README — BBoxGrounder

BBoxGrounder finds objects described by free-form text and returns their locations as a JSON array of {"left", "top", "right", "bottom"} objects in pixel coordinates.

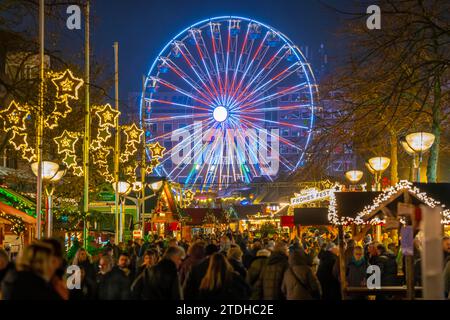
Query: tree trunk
[
  {"left": 390, "top": 130, "right": 398, "bottom": 184},
  {"left": 427, "top": 76, "right": 441, "bottom": 183}
]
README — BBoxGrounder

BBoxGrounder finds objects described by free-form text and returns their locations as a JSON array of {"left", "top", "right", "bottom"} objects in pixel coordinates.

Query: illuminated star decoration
[
  {"left": 50, "top": 69, "right": 84, "bottom": 100},
  {"left": 45, "top": 100, "right": 72, "bottom": 129},
  {"left": 145, "top": 166, "right": 154, "bottom": 175},
  {"left": 150, "top": 157, "right": 160, "bottom": 167},
  {"left": 96, "top": 104, "right": 120, "bottom": 127},
  {"left": 93, "top": 147, "right": 111, "bottom": 165},
  {"left": 21, "top": 147, "right": 37, "bottom": 163},
  {"left": 123, "top": 124, "right": 143, "bottom": 144},
  {"left": 10, "top": 131, "right": 28, "bottom": 150},
  {"left": 148, "top": 142, "right": 166, "bottom": 159},
  {"left": 0, "top": 101, "right": 30, "bottom": 132},
  {"left": 97, "top": 127, "right": 112, "bottom": 142},
  {"left": 54, "top": 130, "right": 79, "bottom": 154},
  {"left": 63, "top": 153, "right": 77, "bottom": 168}
]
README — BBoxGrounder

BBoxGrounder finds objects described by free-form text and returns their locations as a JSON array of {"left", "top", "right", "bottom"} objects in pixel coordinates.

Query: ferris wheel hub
[{"left": 213, "top": 106, "right": 228, "bottom": 122}]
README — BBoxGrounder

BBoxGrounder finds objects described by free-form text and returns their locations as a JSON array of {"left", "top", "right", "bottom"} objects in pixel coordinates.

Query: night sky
[{"left": 85, "top": 0, "right": 356, "bottom": 106}]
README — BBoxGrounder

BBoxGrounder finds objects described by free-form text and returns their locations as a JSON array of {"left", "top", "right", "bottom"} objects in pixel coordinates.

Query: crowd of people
[{"left": 0, "top": 231, "right": 449, "bottom": 300}]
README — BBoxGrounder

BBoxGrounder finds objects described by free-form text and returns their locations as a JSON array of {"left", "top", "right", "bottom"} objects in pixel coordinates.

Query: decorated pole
[
  {"left": 141, "top": 75, "right": 146, "bottom": 235},
  {"left": 36, "top": 0, "right": 45, "bottom": 239},
  {"left": 113, "top": 42, "right": 120, "bottom": 243},
  {"left": 83, "top": 0, "right": 90, "bottom": 248}
]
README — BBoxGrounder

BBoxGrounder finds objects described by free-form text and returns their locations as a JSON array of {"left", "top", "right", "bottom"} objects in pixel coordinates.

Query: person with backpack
[{"left": 282, "top": 250, "right": 321, "bottom": 300}]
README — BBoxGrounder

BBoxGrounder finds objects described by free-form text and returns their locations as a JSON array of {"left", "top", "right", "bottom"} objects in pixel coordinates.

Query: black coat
[
  {"left": 316, "top": 251, "right": 341, "bottom": 300},
  {"left": 96, "top": 266, "right": 131, "bottom": 300},
  {"left": 1, "top": 270, "right": 62, "bottom": 300},
  {"left": 198, "top": 272, "right": 250, "bottom": 300},
  {"left": 374, "top": 253, "right": 398, "bottom": 286},
  {"left": 228, "top": 258, "right": 247, "bottom": 279},
  {"left": 142, "top": 258, "right": 182, "bottom": 300},
  {"left": 184, "top": 257, "right": 210, "bottom": 300}
]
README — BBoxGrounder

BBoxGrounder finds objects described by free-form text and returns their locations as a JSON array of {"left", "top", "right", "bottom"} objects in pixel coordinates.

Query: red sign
[
  {"left": 281, "top": 215, "right": 294, "bottom": 228},
  {"left": 168, "top": 222, "right": 180, "bottom": 231}
]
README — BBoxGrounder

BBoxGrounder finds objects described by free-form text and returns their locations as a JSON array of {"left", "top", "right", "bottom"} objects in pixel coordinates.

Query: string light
[
  {"left": 148, "top": 142, "right": 166, "bottom": 158},
  {"left": 0, "top": 211, "right": 25, "bottom": 235},
  {"left": 50, "top": 69, "right": 84, "bottom": 100},
  {"left": 95, "top": 104, "right": 120, "bottom": 128},
  {"left": 0, "top": 101, "right": 30, "bottom": 132},
  {"left": 54, "top": 130, "right": 79, "bottom": 154}
]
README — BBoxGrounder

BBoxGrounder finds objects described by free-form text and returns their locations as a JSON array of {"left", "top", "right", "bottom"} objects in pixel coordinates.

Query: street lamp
[
  {"left": 401, "top": 132, "right": 435, "bottom": 182},
  {"left": 150, "top": 181, "right": 163, "bottom": 192},
  {"left": 31, "top": 161, "right": 60, "bottom": 238},
  {"left": 112, "top": 181, "right": 131, "bottom": 242},
  {"left": 45, "top": 168, "right": 66, "bottom": 237},
  {"left": 345, "top": 170, "right": 363, "bottom": 184},
  {"left": 366, "top": 157, "right": 390, "bottom": 191}
]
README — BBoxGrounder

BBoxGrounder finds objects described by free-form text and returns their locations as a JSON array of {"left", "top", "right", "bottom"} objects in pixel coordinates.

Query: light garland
[
  {"left": 0, "top": 211, "right": 26, "bottom": 235},
  {"left": 50, "top": 69, "right": 84, "bottom": 100}
]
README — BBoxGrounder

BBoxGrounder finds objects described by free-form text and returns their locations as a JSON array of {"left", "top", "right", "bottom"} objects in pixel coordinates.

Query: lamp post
[
  {"left": 366, "top": 157, "right": 390, "bottom": 191},
  {"left": 401, "top": 132, "right": 435, "bottom": 182},
  {"left": 112, "top": 181, "right": 131, "bottom": 242},
  {"left": 31, "top": 161, "right": 60, "bottom": 238},
  {"left": 345, "top": 170, "right": 363, "bottom": 187}
]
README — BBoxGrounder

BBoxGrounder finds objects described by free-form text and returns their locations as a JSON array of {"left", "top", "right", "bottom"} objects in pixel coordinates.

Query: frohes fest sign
[{"left": 290, "top": 188, "right": 333, "bottom": 206}]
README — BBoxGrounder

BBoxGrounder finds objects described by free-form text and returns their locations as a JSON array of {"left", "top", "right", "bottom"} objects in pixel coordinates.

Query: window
[
  {"left": 163, "top": 123, "right": 172, "bottom": 133},
  {"left": 151, "top": 123, "right": 157, "bottom": 132},
  {"left": 281, "top": 129, "right": 290, "bottom": 137}
]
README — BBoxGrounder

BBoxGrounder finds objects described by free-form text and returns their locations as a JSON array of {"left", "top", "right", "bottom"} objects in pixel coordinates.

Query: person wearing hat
[
  {"left": 316, "top": 242, "right": 341, "bottom": 300},
  {"left": 246, "top": 249, "right": 271, "bottom": 288}
]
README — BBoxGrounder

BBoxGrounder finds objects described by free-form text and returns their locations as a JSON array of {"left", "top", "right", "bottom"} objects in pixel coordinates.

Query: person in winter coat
[
  {"left": 199, "top": 253, "right": 250, "bottom": 300},
  {"left": 282, "top": 250, "right": 321, "bottom": 300},
  {"left": 246, "top": 249, "right": 270, "bottom": 288},
  {"left": 346, "top": 246, "right": 368, "bottom": 287},
  {"left": 0, "top": 248, "right": 14, "bottom": 286},
  {"left": 96, "top": 253, "right": 132, "bottom": 300},
  {"left": 227, "top": 245, "right": 247, "bottom": 279},
  {"left": 375, "top": 244, "right": 398, "bottom": 286},
  {"left": 42, "top": 239, "right": 69, "bottom": 300},
  {"left": 184, "top": 244, "right": 219, "bottom": 300},
  {"left": 72, "top": 248, "right": 96, "bottom": 284},
  {"left": 251, "top": 241, "right": 289, "bottom": 300},
  {"left": 142, "top": 246, "right": 185, "bottom": 300},
  {"left": 130, "top": 249, "right": 159, "bottom": 299},
  {"left": 1, "top": 242, "right": 62, "bottom": 300},
  {"left": 316, "top": 242, "right": 341, "bottom": 300},
  {"left": 179, "top": 240, "right": 206, "bottom": 286}
]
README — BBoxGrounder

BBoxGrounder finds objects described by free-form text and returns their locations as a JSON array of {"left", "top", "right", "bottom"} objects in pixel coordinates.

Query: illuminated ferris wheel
[{"left": 141, "top": 16, "right": 318, "bottom": 191}]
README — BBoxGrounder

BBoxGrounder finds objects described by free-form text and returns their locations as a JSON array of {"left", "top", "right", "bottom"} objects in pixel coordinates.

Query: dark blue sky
[{"left": 86, "top": 0, "right": 354, "bottom": 102}]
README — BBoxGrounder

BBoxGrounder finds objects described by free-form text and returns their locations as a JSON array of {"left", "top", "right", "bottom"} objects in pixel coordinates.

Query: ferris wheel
[{"left": 141, "top": 16, "right": 318, "bottom": 191}]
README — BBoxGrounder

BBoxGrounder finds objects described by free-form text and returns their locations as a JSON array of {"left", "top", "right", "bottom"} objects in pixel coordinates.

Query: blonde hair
[
  {"left": 227, "top": 246, "right": 243, "bottom": 261},
  {"left": 200, "top": 253, "right": 234, "bottom": 292},
  {"left": 16, "top": 242, "right": 53, "bottom": 280}
]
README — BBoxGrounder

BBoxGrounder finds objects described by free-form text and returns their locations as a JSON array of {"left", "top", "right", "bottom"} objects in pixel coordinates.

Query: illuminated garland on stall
[
  {"left": 354, "top": 180, "right": 450, "bottom": 225},
  {"left": 0, "top": 211, "right": 25, "bottom": 235}
]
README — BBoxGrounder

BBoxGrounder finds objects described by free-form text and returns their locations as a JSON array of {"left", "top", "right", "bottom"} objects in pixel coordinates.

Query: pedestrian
[
  {"left": 227, "top": 245, "right": 247, "bottom": 279},
  {"left": 42, "top": 239, "right": 69, "bottom": 300},
  {"left": 179, "top": 240, "right": 206, "bottom": 286},
  {"left": 72, "top": 248, "right": 96, "bottom": 284},
  {"left": 199, "top": 253, "right": 250, "bottom": 300},
  {"left": 316, "top": 242, "right": 341, "bottom": 300},
  {"left": 246, "top": 249, "right": 270, "bottom": 288},
  {"left": 0, "top": 248, "right": 14, "bottom": 285},
  {"left": 1, "top": 242, "right": 62, "bottom": 300},
  {"left": 346, "top": 246, "right": 368, "bottom": 287},
  {"left": 130, "top": 249, "right": 159, "bottom": 299},
  {"left": 281, "top": 250, "right": 321, "bottom": 300},
  {"left": 251, "top": 241, "right": 289, "bottom": 300},
  {"left": 184, "top": 243, "right": 219, "bottom": 300},
  {"left": 142, "top": 246, "right": 185, "bottom": 300},
  {"left": 96, "top": 253, "right": 131, "bottom": 300},
  {"left": 443, "top": 236, "right": 450, "bottom": 263}
]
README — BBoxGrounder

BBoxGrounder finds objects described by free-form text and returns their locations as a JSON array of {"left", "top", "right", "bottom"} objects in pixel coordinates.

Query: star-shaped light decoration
[
  {"left": 145, "top": 166, "right": 154, "bottom": 175},
  {"left": 97, "top": 127, "right": 111, "bottom": 142},
  {"left": 51, "top": 69, "right": 84, "bottom": 100},
  {"left": 147, "top": 142, "right": 166, "bottom": 158},
  {"left": 120, "top": 154, "right": 130, "bottom": 163},
  {"left": 21, "top": 147, "right": 36, "bottom": 163},
  {"left": 96, "top": 104, "right": 120, "bottom": 127},
  {"left": 93, "top": 148, "right": 111, "bottom": 165},
  {"left": 124, "top": 165, "right": 136, "bottom": 177},
  {"left": 54, "top": 130, "right": 79, "bottom": 154},
  {"left": 51, "top": 99, "right": 72, "bottom": 118},
  {"left": 72, "top": 166, "right": 83, "bottom": 176},
  {"left": 63, "top": 153, "right": 77, "bottom": 168},
  {"left": 45, "top": 114, "right": 60, "bottom": 129},
  {"left": 184, "top": 189, "right": 195, "bottom": 202},
  {"left": 123, "top": 124, "right": 143, "bottom": 144},
  {"left": 10, "top": 131, "right": 28, "bottom": 150},
  {"left": 0, "top": 101, "right": 30, "bottom": 132},
  {"left": 150, "top": 157, "right": 160, "bottom": 167},
  {"left": 90, "top": 139, "right": 102, "bottom": 150}
]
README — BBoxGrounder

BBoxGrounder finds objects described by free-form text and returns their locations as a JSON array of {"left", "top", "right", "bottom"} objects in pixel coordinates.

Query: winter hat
[
  {"left": 256, "top": 249, "right": 271, "bottom": 257},
  {"left": 325, "top": 242, "right": 337, "bottom": 251}
]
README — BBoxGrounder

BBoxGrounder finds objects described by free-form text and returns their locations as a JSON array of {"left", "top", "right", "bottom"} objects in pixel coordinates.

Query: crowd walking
[{"left": 0, "top": 232, "right": 449, "bottom": 300}]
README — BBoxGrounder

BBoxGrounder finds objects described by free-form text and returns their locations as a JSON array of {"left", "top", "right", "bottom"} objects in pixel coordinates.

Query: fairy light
[{"left": 0, "top": 211, "right": 26, "bottom": 235}]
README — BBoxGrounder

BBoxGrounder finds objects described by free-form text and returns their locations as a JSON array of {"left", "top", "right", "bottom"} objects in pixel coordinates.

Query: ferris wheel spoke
[
  {"left": 234, "top": 117, "right": 295, "bottom": 172},
  {"left": 164, "top": 58, "right": 217, "bottom": 105},
  {"left": 244, "top": 104, "right": 312, "bottom": 113},
  {"left": 228, "top": 31, "right": 270, "bottom": 105},
  {"left": 153, "top": 78, "right": 213, "bottom": 107},
  {"left": 240, "top": 114, "right": 309, "bottom": 130},
  {"left": 230, "top": 45, "right": 289, "bottom": 108},
  {"left": 238, "top": 65, "right": 306, "bottom": 111},
  {"left": 146, "top": 97, "right": 211, "bottom": 112},
  {"left": 178, "top": 44, "right": 221, "bottom": 104},
  {"left": 227, "top": 23, "right": 251, "bottom": 106},
  {"left": 209, "top": 23, "right": 225, "bottom": 102}
]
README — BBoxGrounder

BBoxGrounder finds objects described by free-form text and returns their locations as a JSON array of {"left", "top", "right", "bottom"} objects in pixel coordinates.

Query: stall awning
[
  {"left": 0, "top": 201, "right": 36, "bottom": 224},
  {"left": 294, "top": 208, "right": 330, "bottom": 226},
  {"left": 232, "top": 204, "right": 265, "bottom": 220},
  {"left": 334, "top": 191, "right": 382, "bottom": 219},
  {"left": 184, "top": 208, "right": 226, "bottom": 225}
]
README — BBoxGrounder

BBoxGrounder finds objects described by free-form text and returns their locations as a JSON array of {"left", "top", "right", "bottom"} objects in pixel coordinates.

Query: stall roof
[
  {"left": 0, "top": 201, "right": 36, "bottom": 224},
  {"left": 334, "top": 191, "right": 382, "bottom": 219},
  {"left": 184, "top": 208, "right": 226, "bottom": 225},
  {"left": 232, "top": 204, "right": 265, "bottom": 220},
  {"left": 294, "top": 207, "right": 330, "bottom": 226}
]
